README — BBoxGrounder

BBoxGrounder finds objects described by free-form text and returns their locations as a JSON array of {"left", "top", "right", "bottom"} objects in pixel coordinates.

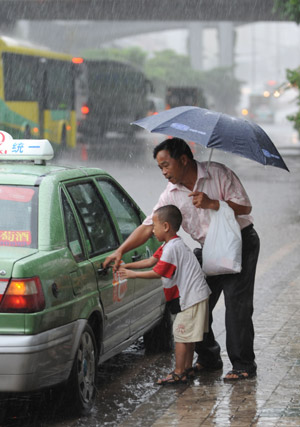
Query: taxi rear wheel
[
  {"left": 68, "top": 323, "right": 97, "bottom": 415},
  {"left": 143, "top": 308, "right": 173, "bottom": 354}
]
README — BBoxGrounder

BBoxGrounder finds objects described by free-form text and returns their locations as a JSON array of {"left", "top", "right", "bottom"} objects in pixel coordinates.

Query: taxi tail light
[
  {"left": 0, "top": 277, "right": 45, "bottom": 313},
  {"left": 0, "top": 279, "right": 9, "bottom": 304}
]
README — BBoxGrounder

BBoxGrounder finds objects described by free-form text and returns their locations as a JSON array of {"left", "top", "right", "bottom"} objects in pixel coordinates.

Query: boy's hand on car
[{"left": 119, "top": 267, "right": 136, "bottom": 279}]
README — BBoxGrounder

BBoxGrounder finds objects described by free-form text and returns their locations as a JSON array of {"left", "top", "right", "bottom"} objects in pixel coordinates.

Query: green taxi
[{"left": 0, "top": 132, "right": 171, "bottom": 415}]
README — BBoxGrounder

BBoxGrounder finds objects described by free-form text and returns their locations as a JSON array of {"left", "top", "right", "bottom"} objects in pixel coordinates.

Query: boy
[{"left": 119, "top": 205, "right": 211, "bottom": 385}]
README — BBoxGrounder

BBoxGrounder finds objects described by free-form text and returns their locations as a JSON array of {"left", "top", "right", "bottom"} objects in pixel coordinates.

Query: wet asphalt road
[{"left": 1, "top": 125, "right": 300, "bottom": 427}]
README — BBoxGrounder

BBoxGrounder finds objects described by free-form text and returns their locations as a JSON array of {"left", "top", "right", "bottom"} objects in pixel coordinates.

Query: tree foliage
[
  {"left": 285, "top": 68, "right": 300, "bottom": 133},
  {"left": 83, "top": 46, "right": 147, "bottom": 68},
  {"left": 144, "top": 49, "right": 202, "bottom": 86},
  {"left": 198, "top": 67, "right": 242, "bottom": 114},
  {"left": 274, "top": 0, "right": 300, "bottom": 24},
  {"left": 274, "top": 0, "right": 300, "bottom": 134}
]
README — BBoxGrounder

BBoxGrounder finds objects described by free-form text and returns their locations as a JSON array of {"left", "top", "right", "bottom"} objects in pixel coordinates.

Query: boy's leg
[
  {"left": 184, "top": 343, "right": 195, "bottom": 370},
  {"left": 174, "top": 342, "right": 189, "bottom": 374},
  {"left": 174, "top": 342, "right": 195, "bottom": 373},
  {"left": 157, "top": 341, "right": 189, "bottom": 384}
]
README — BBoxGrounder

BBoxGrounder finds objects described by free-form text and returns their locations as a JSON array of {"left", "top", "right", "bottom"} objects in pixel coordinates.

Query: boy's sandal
[
  {"left": 157, "top": 371, "right": 188, "bottom": 386},
  {"left": 185, "top": 367, "right": 196, "bottom": 379},
  {"left": 223, "top": 369, "right": 256, "bottom": 381}
]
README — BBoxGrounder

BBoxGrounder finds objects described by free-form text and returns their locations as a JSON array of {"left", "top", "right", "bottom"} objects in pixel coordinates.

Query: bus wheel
[
  {"left": 23, "top": 126, "right": 31, "bottom": 139},
  {"left": 67, "top": 323, "right": 97, "bottom": 416}
]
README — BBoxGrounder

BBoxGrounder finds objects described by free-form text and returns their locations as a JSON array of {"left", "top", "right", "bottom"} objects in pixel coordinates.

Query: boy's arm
[
  {"left": 119, "top": 267, "right": 161, "bottom": 280},
  {"left": 123, "top": 256, "right": 157, "bottom": 270}
]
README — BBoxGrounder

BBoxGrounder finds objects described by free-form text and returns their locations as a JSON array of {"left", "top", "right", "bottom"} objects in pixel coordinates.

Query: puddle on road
[
  {"left": 91, "top": 339, "right": 177, "bottom": 426},
  {"left": 0, "top": 338, "right": 179, "bottom": 427}
]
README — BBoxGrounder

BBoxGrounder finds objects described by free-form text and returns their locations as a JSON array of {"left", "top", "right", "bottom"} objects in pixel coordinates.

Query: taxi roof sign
[{"left": 0, "top": 132, "right": 54, "bottom": 163}]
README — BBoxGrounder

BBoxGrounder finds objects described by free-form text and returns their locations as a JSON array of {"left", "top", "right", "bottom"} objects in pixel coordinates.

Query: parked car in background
[
  {"left": 0, "top": 132, "right": 171, "bottom": 415},
  {"left": 146, "top": 95, "right": 166, "bottom": 116},
  {"left": 246, "top": 94, "right": 275, "bottom": 124}
]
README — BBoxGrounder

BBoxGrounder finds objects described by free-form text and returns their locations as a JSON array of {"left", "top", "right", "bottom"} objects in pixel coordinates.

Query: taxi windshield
[{"left": 0, "top": 186, "right": 38, "bottom": 248}]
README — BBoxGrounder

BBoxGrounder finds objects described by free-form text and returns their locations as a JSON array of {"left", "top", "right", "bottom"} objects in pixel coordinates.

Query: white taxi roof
[{"left": 0, "top": 131, "right": 54, "bottom": 163}]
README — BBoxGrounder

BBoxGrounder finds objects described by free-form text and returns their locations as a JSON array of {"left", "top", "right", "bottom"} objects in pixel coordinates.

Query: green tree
[
  {"left": 285, "top": 67, "right": 300, "bottom": 134},
  {"left": 145, "top": 49, "right": 202, "bottom": 86},
  {"left": 199, "top": 67, "right": 242, "bottom": 115},
  {"left": 274, "top": 0, "right": 300, "bottom": 23},
  {"left": 82, "top": 46, "right": 147, "bottom": 68},
  {"left": 274, "top": 0, "right": 300, "bottom": 134}
]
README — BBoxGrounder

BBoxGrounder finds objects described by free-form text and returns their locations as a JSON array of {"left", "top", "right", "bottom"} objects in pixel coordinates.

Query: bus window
[
  {"left": 76, "top": 59, "right": 153, "bottom": 140},
  {"left": 0, "top": 36, "right": 77, "bottom": 148},
  {"left": 3, "top": 53, "right": 38, "bottom": 101},
  {"left": 46, "top": 60, "right": 74, "bottom": 110}
]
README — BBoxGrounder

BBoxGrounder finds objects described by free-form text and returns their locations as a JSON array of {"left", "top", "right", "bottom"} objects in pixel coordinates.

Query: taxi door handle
[
  {"left": 97, "top": 263, "right": 108, "bottom": 277},
  {"left": 131, "top": 253, "right": 142, "bottom": 262}
]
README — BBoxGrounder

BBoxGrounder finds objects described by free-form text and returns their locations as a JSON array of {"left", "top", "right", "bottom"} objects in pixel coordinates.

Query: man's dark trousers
[{"left": 195, "top": 224, "right": 260, "bottom": 373}]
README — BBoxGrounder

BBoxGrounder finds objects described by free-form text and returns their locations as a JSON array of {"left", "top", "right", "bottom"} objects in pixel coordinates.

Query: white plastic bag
[{"left": 202, "top": 201, "right": 242, "bottom": 276}]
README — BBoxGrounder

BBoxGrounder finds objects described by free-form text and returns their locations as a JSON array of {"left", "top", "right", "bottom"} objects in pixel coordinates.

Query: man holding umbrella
[{"left": 104, "top": 137, "right": 260, "bottom": 381}]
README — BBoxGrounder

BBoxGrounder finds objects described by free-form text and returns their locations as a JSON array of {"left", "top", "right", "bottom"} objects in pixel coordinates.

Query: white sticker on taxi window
[{"left": 112, "top": 261, "right": 128, "bottom": 303}]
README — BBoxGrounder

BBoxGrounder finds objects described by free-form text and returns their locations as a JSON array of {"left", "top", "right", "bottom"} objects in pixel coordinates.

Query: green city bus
[
  {"left": 0, "top": 36, "right": 77, "bottom": 150},
  {"left": 77, "top": 59, "right": 153, "bottom": 144}
]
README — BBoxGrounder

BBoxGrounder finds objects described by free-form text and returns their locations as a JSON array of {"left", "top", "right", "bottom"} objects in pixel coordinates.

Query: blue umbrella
[{"left": 132, "top": 106, "right": 289, "bottom": 172}]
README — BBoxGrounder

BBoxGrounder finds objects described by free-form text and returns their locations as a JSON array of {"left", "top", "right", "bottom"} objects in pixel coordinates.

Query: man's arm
[
  {"left": 188, "top": 191, "right": 252, "bottom": 216},
  {"left": 226, "top": 199, "right": 252, "bottom": 216},
  {"left": 103, "top": 223, "right": 153, "bottom": 269}
]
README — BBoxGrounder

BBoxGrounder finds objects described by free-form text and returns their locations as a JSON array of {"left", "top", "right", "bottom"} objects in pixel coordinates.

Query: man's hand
[
  {"left": 188, "top": 191, "right": 220, "bottom": 210},
  {"left": 103, "top": 224, "right": 153, "bottom": 271},
  {"left": 103, "top": 250, "right": 122, "bottom": 271}
]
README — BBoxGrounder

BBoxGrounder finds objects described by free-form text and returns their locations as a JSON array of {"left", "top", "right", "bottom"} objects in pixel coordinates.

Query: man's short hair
[
  {"left": 153, "top": 137, "right": 194, "bottom": 160},
  {"left": 154, "top": 205, "right": 182, "bottom": 232}
]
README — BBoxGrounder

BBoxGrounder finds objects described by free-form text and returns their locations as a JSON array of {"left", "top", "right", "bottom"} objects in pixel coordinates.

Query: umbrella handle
[{"left": 200, "top": 148, "right": 214, "bottom": 192}]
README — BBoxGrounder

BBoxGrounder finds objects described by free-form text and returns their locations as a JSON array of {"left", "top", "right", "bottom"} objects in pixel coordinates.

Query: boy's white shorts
[{"left": 173, "top": 298, "right": 209, "bottom": 343}]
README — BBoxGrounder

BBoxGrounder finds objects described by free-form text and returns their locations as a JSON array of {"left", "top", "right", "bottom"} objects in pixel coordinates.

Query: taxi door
[
  {"left": 65, "top": 180, "right": 134, "bottom": 354},
  {"left": 96, "top": 177, "right": 164, "bottom": 338}
]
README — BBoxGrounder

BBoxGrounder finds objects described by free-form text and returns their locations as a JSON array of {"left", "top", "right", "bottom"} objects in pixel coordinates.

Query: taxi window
[
  {"left": 97, "top": 179, "right": 142, "bottom": 240},
  {"left": 0, "top": 185, "right": 38, "bottom": 248},
  {"left": 61, "top": 192, "right": 85, "bottom": 262},
  {"left": 67, "top": 181, "right": 119, "bottom": 256}
]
